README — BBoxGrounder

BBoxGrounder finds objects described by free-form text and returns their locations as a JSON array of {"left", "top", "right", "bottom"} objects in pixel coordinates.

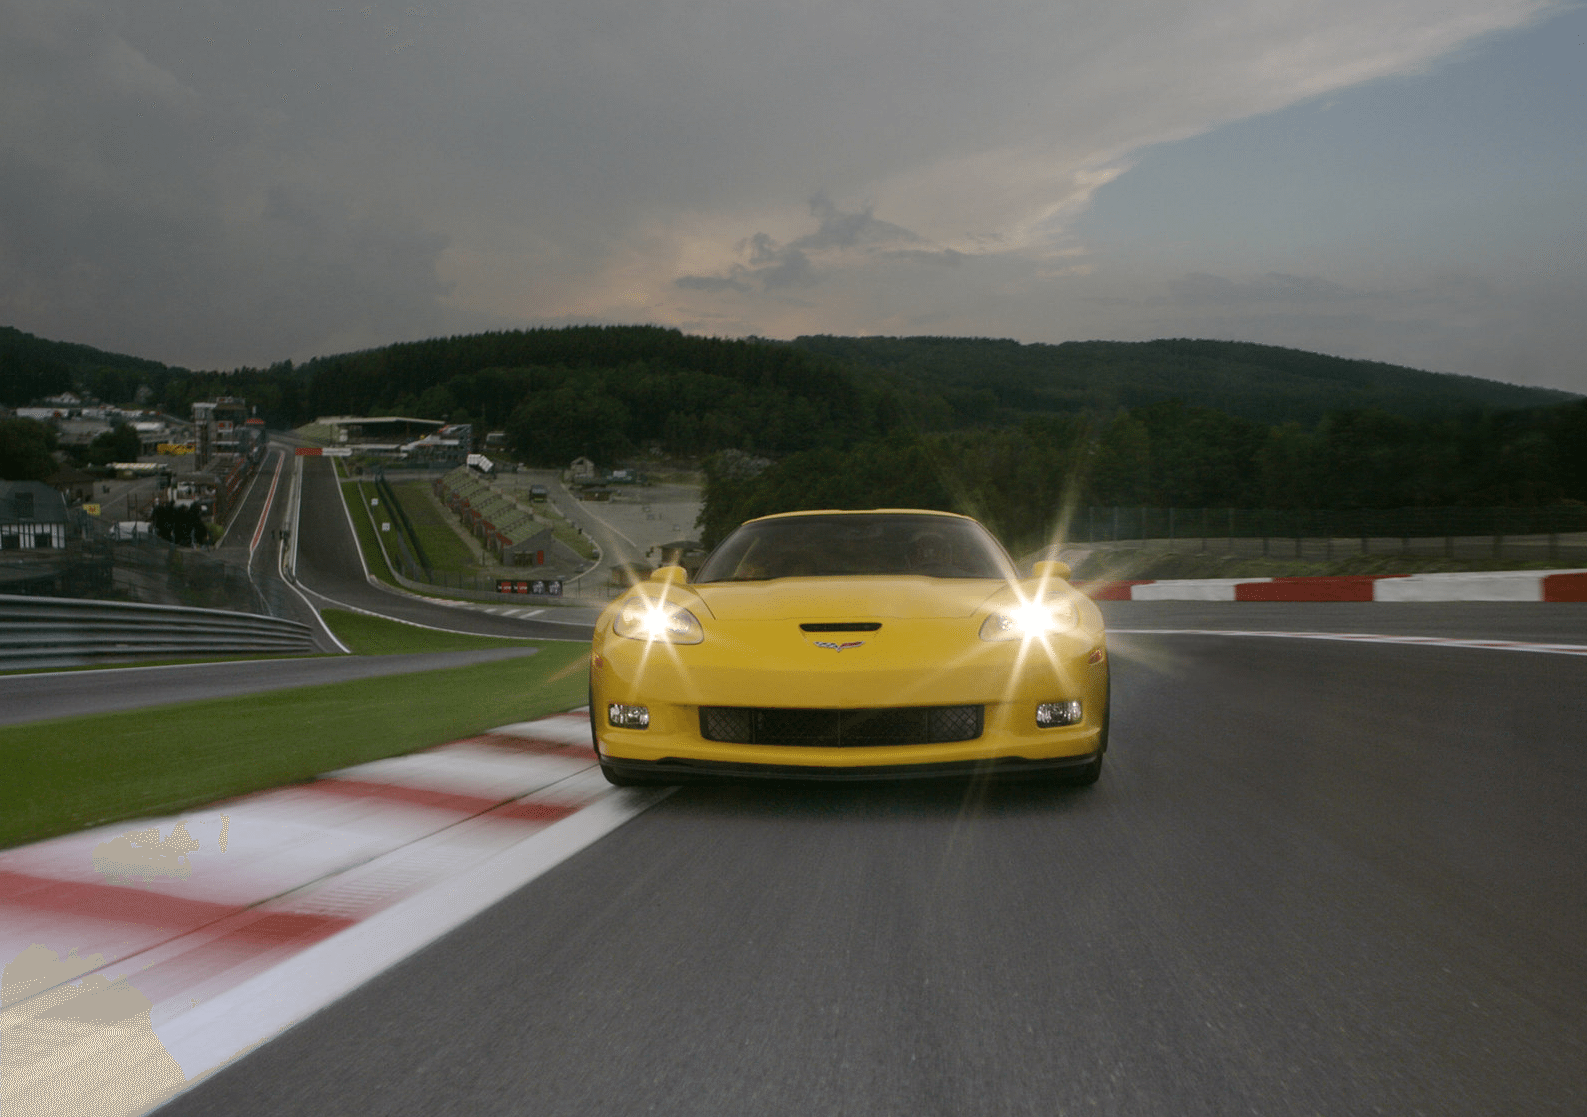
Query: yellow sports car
[{"left": 589, "top": 509, "right": 1109, "bottom": 784}]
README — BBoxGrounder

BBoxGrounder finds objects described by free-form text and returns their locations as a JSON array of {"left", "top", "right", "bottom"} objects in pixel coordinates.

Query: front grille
[{"left": 700, "top": 705, "right": 984, "bottom": 747}]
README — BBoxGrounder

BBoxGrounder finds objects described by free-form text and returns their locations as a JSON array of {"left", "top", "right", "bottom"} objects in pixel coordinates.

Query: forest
[{"left": 3, "top": 323, "right": 1583, "bottom": 548}]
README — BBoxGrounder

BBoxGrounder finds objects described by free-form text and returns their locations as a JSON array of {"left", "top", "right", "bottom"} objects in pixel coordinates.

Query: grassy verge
[
  {"left": 0, "top": 640, "right": 592, "bottom": 849},
  {"left": 534, "top": 501, "right": 598, "bottom": 560},
  {"left": 341, "top": 478, "right": 401, "bottom": 586},
  {"left": 320, "top": 608, "right": 551, "bottom": 654},
  {"left": 392, "top": 480, "right": 482, "bottom": 573}
]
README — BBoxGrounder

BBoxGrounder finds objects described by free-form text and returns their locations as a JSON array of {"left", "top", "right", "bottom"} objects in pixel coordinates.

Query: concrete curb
[
  {"left": 1081, "top": 569, "right": 1587, "bottom": 603},
  {"left": 0, "top": 710, "right": 661, "bottom": 1116}
]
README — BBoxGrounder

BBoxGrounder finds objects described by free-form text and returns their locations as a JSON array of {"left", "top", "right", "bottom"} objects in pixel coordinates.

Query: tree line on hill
[
  {"left": 3, "top": 324, "right": 1583, "bottom": 549},
  {"left": 697, "top": 400, "right": 1587, "bottom": 551}
]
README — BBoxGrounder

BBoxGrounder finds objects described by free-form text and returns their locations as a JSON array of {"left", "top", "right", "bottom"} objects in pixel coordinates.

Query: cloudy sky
[{"left": 2, "top": 0, "right": 1583, "bottom": 392}]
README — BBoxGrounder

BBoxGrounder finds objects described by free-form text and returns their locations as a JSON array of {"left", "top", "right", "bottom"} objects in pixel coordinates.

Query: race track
[
  {"left": 155, "top": 616, "right": 1587, "bottom": 1116},
  {"left": 292, "top": 455, "right": 597, "bottom": 642}
]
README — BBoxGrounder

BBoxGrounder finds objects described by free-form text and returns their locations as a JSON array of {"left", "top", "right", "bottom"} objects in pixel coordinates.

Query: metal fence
[
  {"left": 0, "top": 593, "right": 316, "bottom": 670},
  {"left": 1069, "top": 506, "right": 1587, "bottom": 564},
  {"left": 0, "top": 510, "right": 298, "bottom": 619}
]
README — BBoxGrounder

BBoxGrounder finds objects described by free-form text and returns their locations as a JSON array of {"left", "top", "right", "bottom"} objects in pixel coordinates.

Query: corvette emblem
[{"left": 814, "top": 640, "right": 865, "bottom": 652}]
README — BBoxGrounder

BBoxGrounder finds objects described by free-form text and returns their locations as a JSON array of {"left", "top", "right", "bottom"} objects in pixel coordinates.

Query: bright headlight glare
[
  {"left": 613, "top": 599, "right": 704, "bottom": 644},
  {"left": 980, "top": 599, "right": 1079, "bottom": 641}
]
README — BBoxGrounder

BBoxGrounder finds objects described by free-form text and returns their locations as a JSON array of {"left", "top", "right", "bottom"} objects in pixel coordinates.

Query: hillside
[
  {"left": 0, "top": 326, "right": 179, "bottom": 407},
  {"left": 788, "top": 336, "right": 1577, "bottom": 427}
]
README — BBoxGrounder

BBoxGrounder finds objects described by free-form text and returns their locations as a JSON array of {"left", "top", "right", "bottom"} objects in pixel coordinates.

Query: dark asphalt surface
[
  {"left": 293, "top": 455, "right": 593, "bottom": 642},
  {"left": 158, "top": 628, "right": 1586, "bottom": 1116},
  {"left": 214, "top": 446, "right": 283, "bottom": 562},
  {"left": 0, "top": 648, "right": 541, "bottom": 727}
]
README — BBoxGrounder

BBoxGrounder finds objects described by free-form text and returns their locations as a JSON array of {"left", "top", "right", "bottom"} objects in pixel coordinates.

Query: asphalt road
[
  {"left": 158, "top": 625, "right": 1586, "bottom": 1116},
  {"left": 291, "top": 454, "right": 595, "bottom": 642}
]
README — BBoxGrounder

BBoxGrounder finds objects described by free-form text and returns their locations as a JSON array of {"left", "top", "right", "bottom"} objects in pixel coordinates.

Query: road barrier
[
  {"left": 0, "top": 594, "right": 318, "bottom": 670},
  {"left": 373, "top": 470, "right": 432, "bottom": 575},
  {"left": 1070, "top": 506, "right": 1587, "bottom": 565},
  {"left": 1080, "top": 570, "right": 1587, "bottom": 603}
]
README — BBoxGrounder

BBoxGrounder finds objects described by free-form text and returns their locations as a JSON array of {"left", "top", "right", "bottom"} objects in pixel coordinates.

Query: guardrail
[{"left": 0, "top": 594, "right": 318, "bottom": 671}]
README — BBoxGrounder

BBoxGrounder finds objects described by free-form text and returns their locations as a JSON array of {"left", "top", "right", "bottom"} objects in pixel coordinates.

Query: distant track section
[{"left": 293, "top": 456, "right": 593, "bottom": 641}]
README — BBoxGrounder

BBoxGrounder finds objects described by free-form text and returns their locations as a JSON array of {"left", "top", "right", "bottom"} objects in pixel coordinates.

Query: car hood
[{"left": 689, "top": 577, "right": 1009, "bottom": 621}]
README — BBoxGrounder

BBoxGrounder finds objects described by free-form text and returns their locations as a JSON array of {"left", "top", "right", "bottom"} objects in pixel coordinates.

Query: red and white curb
[
  {"left": 1083, "top": 568, "right": 1587, "bottom": 602},
  {"left": 0, "top": 710, "right": 668, "bottom": 1115},
  {"left": 1109, "top": 629, "right": 1587, "bottom": 657}
]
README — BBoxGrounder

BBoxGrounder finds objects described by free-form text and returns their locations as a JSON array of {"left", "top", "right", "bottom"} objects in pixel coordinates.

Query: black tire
[
  {"left": 1067, "top": 752, "right": 1103, "bottom": 786},
  {"left": 1067, "top": 680, "right": 1110, "bottom": 786},
  {"left": 600, "top": 761, "right": 648, "bottom": 787}
]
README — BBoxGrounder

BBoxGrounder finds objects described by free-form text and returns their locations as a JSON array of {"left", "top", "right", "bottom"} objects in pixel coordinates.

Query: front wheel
[
  {"left": 599, "top": 761, "right": 649, "bottom": 787},
  {"left": 1068, "top": 682, "right": 1109, "bottom": 786},
  {"left": 1067, "top": 752, "right": 1103, "bottom": 786}
]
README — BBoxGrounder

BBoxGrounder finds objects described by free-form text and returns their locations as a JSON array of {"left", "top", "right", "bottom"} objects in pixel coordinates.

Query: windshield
[{"left": 694, "top": 513, "right": 1016, "bottom": 582}]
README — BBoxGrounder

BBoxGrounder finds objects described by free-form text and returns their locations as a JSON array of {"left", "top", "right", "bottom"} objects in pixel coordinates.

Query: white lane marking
[
  {"left": 247, "top": 448, "right": 286, "bottom": 561},
  {"left": 292, "top": 579, "right": 582, "bottom": 640},
  {"left": 325, "top": 746, "right": 590, "bottom": 799},
  {"left": 1110, "top": 629, "right": 1587, "bottom": 657},
  {"left": 280, "top": 451, "right": 351, "bottom": 653},
  {"left": 155, "top": 786, "right": 673, "bottom": 1084},
  {"left": 488, "top": 716, "right": 595, "bottom": 746}
]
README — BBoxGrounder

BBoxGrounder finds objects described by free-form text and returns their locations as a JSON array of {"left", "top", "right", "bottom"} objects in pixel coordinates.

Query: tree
[
  {"left": 0, "top": 418, "right": 59, "bottom": 481},
  {"left": 86, "top": 422, "right": 142, "bottom": 466}
]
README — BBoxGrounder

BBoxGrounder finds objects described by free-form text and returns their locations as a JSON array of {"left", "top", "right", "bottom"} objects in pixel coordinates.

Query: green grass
[
  {"left": 392, "top": 481, "right": 482, "bottom": 573},
  {"left": 321, "top": 608, "right": 548, "bottom": 655},
  {"left": 534, "top": 502, "right": 597, "bottom": 560},
  {"left": 342, "top": 478, "right": 401, "bottom": 586},
  {"left": 294, "top": 422, "right": 336, "bottom": 445},
  {"left": 0, "top": 640, "right": 593, "bottom": 849}
]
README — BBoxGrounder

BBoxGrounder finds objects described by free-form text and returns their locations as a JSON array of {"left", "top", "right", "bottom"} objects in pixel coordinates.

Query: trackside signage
[{"left": 498, "top": 579, "right": 563, "bottom": 596}]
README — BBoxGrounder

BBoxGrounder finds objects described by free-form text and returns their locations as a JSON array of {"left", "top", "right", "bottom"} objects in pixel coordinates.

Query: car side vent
[{"left": 798, "top": 622, "right": 882, "bottom": 632}]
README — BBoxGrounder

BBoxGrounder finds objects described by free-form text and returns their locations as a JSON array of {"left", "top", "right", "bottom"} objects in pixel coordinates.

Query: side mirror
[
  {"left": 649, "top": 565, "right": 688, "bottom": 585},
  {"left": 1031, "top": 559, "right": 1071, "bottom": 581}
]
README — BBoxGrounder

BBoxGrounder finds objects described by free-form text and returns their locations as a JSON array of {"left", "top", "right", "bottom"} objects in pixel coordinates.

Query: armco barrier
[
  {"left": 1080, "top": 569, "right": 1587, "bottom": 603},
  {"left": 0, "top": 594, "right": 318, "bottom": 670}
]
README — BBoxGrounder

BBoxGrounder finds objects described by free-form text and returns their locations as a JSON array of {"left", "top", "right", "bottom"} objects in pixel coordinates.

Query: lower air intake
[{"left": 700, "top": 705, "right": 984, "bottom": 747}]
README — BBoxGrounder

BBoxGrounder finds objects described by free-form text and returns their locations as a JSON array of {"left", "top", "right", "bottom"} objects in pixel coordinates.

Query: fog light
[
  {"left": 1036, "top": 701, "right": 1082, "bottom": 728},
  {"left": 608, "top": 703, "right": 650, "bottom": 729}
]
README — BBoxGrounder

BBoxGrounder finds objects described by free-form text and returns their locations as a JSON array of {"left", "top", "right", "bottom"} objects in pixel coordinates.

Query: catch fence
[
  {"left": 1069, "top": 506, "right": 1587, "bottom": 564},
  {"left": 0, "top": 510, "right": 299, "bottom": 619}
]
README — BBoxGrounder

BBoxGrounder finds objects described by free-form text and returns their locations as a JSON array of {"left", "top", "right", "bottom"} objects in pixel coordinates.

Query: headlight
[
  {"left": 612, "top": 598, "right": 705, "bottom": 644},
  {"left": 979, "top": 599, "right": 1079, "bottom": 641}
]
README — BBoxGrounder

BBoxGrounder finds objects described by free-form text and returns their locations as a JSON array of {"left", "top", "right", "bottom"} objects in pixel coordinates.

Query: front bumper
[
  {"left": 590, "top": 624, "right": 1109, "bottom": 775},
  {"left": 599, "top": 750, "right": 1101, "bottom": 783}
]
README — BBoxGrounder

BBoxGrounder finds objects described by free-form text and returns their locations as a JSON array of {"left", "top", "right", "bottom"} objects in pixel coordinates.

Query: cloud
[
  {"left": 0, "top": 0, "right": 1570, "bottom": 373},
  {"left": 675, "top": 194, "right": 933, "bottom": 294}
]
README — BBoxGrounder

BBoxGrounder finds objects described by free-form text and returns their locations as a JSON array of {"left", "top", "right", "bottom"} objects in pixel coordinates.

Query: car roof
[{"left": 743, "top": 508, "right": 974, "bottom": 525}]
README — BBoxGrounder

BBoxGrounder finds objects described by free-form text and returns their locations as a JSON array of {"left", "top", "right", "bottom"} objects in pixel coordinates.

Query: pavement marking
[
  {"left": 1, "top": 710, "right": 671, "bottom": 1115},
  {"left": 153, "top": 785, "right": 672, "bottom": 1086},
  {"left": 247, "top": 448, "right": 286, "bottom": 562},
  {"left": 1111, "top": 629, "right": 1587, "bottom": 657}
]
